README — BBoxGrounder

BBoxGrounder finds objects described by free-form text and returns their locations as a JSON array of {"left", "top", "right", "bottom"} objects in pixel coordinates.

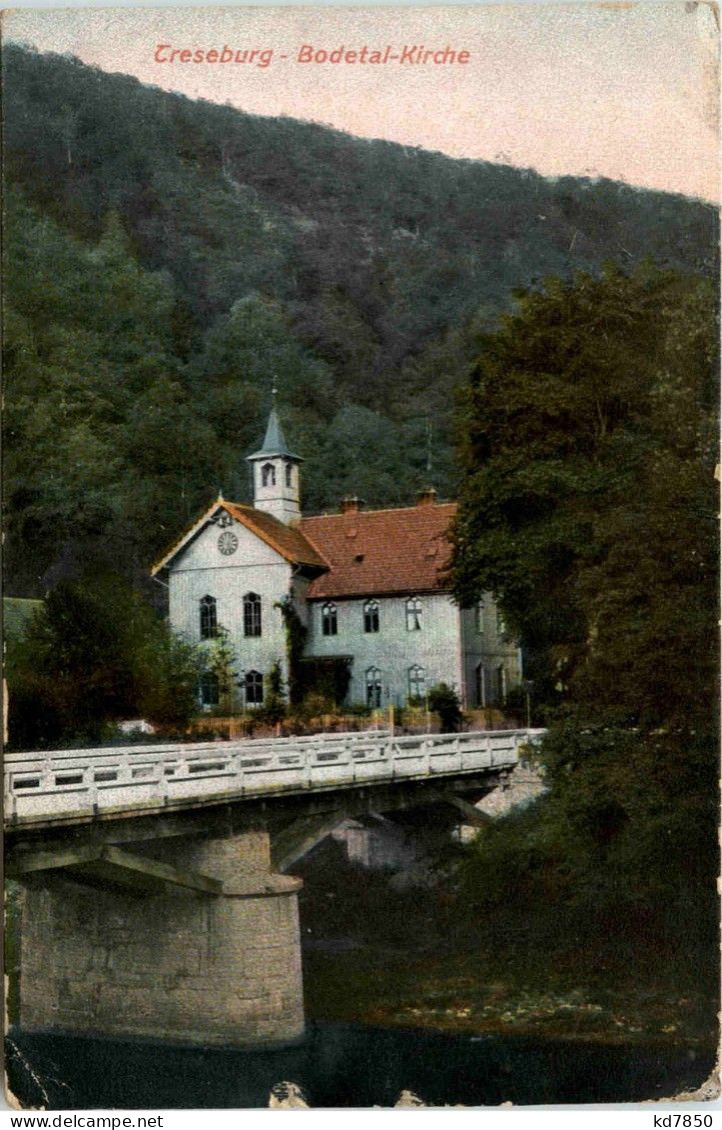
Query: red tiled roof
[
  {"left": 151, "top": 500, "right": 328, "bottom": 574},
  {"left": 222, "top": 503, "right": 328, "bottom": 570},
  {"left": 300, "top": 503, "right": 457, "bottom": 599}
]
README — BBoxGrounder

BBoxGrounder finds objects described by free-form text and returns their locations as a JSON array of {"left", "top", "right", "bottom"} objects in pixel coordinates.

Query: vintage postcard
[{"left": 2, "top": 1, "right": 720, "bottom": 1111}]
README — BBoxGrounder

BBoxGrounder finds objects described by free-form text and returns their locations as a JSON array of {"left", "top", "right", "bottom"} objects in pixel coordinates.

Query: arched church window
[
  {"left": 285, "top": 461, "right": 293, "bottom": 488},
  {"left": 261, "top": 462, "right": 276, "bottom": 488},
  {"left": 199, "top": 670, "right": 219, "bottom": 708},
  {"left": 363, "top": 599, "right": 379, "bottom": 634},
  {"left": 405, "top": 597, "right": 422, "bottom": 631},
  {"left": 322, "top": 602, "right": 338, "bottom": 636},
  {"left": 243, "top": 592, "right": 262, "bottom": 637},
  {"left": 199, "top": 595, "right": 217, "bottom": 640},
  {"left": 245, "top": 670, "right": 264, "bottom": 705},
  {"left": 366, "top": 666, "right": 382, "bottom": 709},
  {"left": 408, "top": 664, "right": 426, "bottom": 700}
]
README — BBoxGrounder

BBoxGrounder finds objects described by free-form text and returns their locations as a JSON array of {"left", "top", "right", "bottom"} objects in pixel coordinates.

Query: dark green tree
[
  {"left": 452, "top": 263, "right": 719, "bottom": 909},
  {"left": 428, "top": 683, "right": 463, "bottom": 733},
  {"left": 3, "top": 190, "right": 212, "bottom": 590},
  {"left": 6, "top": 573, "right": 201, "bottom": 748},
  {"left": 205, "top": 626, "right": 240, "bottom": 716},
  {"left": 259, "top": 661, "right": 287, "bottom": 726},
  {"left": 305, "top": 405, "right": 410, "bottom": 510},
  {"left": 451, "top": 264, "right": 718, "bottom": 725}
]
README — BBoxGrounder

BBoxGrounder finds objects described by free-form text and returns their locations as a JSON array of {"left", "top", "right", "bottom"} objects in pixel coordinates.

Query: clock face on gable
[{"left": 217, "top": 530, "right": 239, "bottom": 556}]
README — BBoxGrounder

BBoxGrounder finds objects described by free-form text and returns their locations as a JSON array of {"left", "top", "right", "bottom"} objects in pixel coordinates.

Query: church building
[{"left": 151, "top": 405, "right": 522, "bottom": 712}]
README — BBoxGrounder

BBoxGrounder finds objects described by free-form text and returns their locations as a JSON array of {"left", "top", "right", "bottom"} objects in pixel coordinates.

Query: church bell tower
[{"left": 246, "top": 392, "right": 302, "bottom": 525}]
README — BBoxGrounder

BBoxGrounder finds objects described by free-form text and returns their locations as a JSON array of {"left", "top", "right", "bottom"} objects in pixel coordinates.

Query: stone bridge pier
[{"left": 16, "top": 830, "right": 305, "bottom": 1048}]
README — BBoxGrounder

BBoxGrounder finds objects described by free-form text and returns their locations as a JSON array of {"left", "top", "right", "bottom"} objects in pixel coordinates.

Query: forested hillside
[{"left": 3, "top": 43, "right": 718, "bottom": 596}]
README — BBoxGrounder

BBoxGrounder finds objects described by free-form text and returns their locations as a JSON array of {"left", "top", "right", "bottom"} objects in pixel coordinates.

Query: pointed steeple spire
[
  {"left": 246, "top": 380, "right": 303, "bottom": 524},
  {"left": 247, "top": 378, "right": 301, "bottom": 460},
  {"left": 260, "top": 407, "right": 290, "bottom": 456}
]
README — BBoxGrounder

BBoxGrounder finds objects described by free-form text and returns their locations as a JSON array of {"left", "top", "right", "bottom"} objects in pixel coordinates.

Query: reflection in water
[{"left": 6, "top": 1023, "right": 714, "bottom": 1109}]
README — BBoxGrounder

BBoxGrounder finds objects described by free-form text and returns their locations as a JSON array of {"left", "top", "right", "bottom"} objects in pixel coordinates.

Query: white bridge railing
[{"left": 4, "top": 728, "right": 544, "bottom": 826}]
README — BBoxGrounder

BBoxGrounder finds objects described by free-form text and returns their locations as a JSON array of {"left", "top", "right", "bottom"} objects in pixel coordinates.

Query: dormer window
[
  {"left": 261, "top": 462, "right": 276, "bottom": 488},
  {"left": 405, "top": 597, "right": 422, "bottom": 631},
  {"left": 199, "top": 595, "right": 217, "bottom": 640},
  {"left": 363, "top": 599, "right": 379, "bottom": 634},
  {"left": 322, "top": 602, "right": 338, "bottom": 636},
  {"left": 243, "top": 592, "right": 262, "bottom": 637}
]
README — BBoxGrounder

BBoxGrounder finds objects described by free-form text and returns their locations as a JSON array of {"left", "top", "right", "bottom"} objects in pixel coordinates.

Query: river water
[{"left": 6, "top": 1024, "right": 714, "bottom": 1108}]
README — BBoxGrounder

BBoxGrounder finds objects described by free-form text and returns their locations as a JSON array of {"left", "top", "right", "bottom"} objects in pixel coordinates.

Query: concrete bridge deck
[{"left": 5, "top": 727, "right": 543, "bottom": 830}]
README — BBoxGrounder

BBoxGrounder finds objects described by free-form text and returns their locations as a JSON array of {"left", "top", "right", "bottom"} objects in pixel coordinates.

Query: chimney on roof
[
  {"left": 416, "top": 487, "right": 437, "bottom": 507},
  {"left": 341, "top": 496, "right": 364, "bottom": 514}
]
